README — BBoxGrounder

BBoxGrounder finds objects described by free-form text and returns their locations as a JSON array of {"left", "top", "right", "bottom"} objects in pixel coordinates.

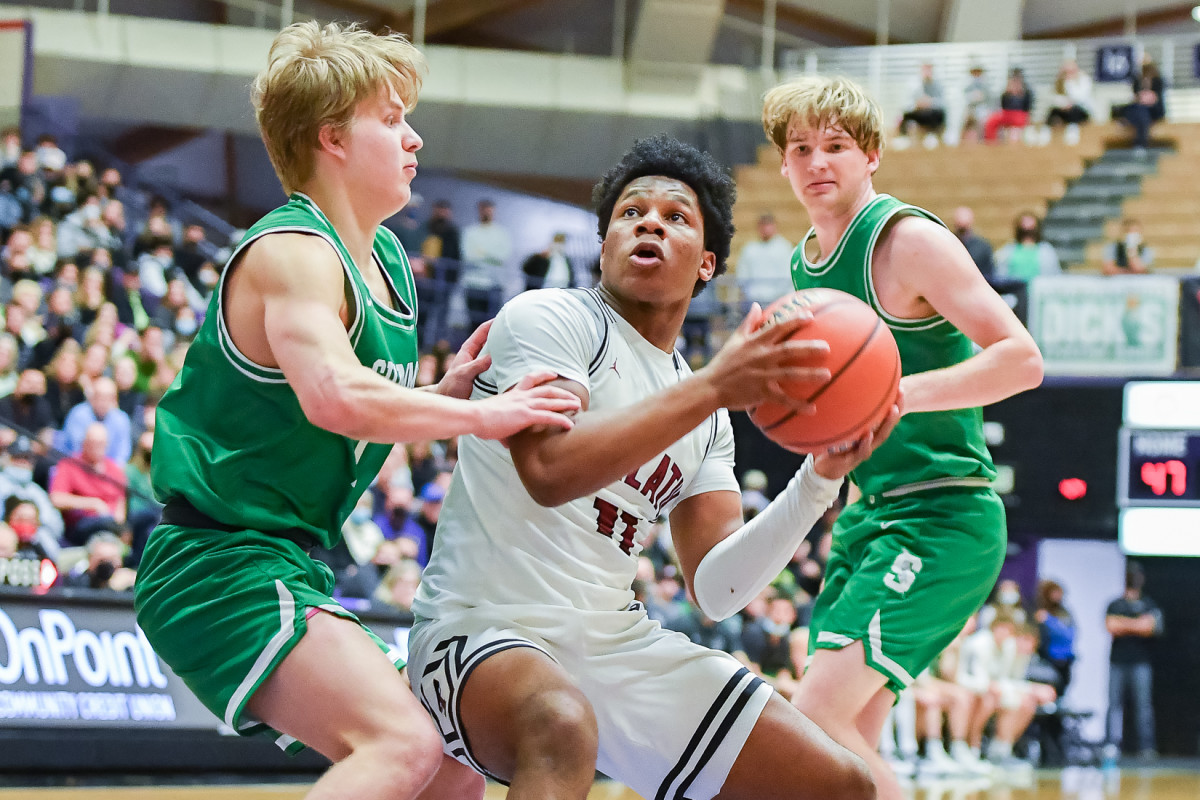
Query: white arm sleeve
[{"left": 692, "top": 456, "right": 843, "bottom": 621}]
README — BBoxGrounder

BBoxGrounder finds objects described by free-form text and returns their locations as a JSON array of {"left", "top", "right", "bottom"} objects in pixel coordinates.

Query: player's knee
[
  {"left": 516, "top": 688, "right": 599, "bottom": 768},
  {"left": 831, "top": 749, "right": 876, "bottom": 800},
  {"left": 359, "top": 722, "right": 444, "bottom": 786}
]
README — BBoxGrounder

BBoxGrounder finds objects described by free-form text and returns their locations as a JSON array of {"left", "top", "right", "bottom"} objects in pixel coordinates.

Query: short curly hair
[{"left": 592, "top": 134, "right": 736, "bottom": 297}]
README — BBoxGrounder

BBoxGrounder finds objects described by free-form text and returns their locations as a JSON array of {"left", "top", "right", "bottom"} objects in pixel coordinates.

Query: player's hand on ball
[
  {"left": 700, "top": 302, "right": 831, "bottom": 412},
  {"left": 811, "top": 392, "right": 902, "bottom": 480}
]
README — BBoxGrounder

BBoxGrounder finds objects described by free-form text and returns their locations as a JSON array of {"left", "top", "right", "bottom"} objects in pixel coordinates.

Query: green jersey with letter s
[{"left": 152, "top": 192, "right": 420, "bottom": 549}]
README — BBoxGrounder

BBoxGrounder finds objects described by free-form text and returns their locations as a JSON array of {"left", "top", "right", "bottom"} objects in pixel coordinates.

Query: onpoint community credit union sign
[{"left": 1028, "top": 275, "right": 1180, "bottom": 376}]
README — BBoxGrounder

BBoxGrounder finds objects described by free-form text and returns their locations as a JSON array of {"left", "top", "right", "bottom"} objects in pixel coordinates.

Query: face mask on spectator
[
  {"left": 6, "top": 466, "right": 32, "bottom": 484},
  {"left": 1125, "top": 232, "right": 1142, "bottom": 250},
  {"left": 81, "top": 203, "right": 101, "bottom": 221},
  {"left": 350, "top": 508, "right": 371, "bottom": 525},
  {"left": 10, "top": 520, "right": 36, "bottom": 542},
  {"left": 91, "top": 560, "right": 116, "bottom": 587},
  {"left": 762, "top": 619, "right": 792, "bottom": 637},
  {"left": 175, "top": 317, "right": 198, "bottom": 338},
  {"left": 998, "top": 588, "right": 1021, "bottom": 605}
]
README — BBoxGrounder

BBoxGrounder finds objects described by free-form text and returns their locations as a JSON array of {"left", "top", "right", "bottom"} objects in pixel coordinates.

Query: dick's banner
[
  {"left": 1028, "top": 275, "right": 1180, "bottom": 376},
  {"left": 0, "top": 589, "right": 412, "bottom": 730}
]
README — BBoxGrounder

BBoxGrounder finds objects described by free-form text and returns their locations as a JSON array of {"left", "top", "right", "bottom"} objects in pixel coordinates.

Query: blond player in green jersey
[
  {"left": 761, "top": 75, "right": 1044, "bottom": 800},
  {"left": 133, "top": 22, "right": 580, "bottom": 800}
]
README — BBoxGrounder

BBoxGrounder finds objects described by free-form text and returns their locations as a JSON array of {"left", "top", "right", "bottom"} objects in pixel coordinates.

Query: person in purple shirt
[{"left": 59, "top": 375, "right": 132, "bottom": 464}]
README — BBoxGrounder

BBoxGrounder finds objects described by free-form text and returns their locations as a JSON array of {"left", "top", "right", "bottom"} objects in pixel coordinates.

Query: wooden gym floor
[{"left": 0, "top": 769, "right": 1198, "bottom": 800}]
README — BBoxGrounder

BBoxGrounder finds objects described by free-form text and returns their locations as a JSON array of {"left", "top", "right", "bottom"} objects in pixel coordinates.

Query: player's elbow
[
  {"left": 520, "top": 474, "right": 575, "bottom": 508},
  {"left": 1014, "top": 339, "right": 1044, "bottom": 392}
]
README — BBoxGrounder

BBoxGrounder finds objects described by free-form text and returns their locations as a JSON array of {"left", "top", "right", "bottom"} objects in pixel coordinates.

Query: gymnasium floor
[{"left": 1, "top": 768, "right": 1199, "bottom": 800}]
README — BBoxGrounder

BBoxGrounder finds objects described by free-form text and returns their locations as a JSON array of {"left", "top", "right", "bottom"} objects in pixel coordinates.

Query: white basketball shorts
[{"left": 407, "top": 602, "right": 772, "bottom": 800}]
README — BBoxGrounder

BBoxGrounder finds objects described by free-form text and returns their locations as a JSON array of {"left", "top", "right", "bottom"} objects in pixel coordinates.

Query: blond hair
[
  {"left": 762, "top": 75, "right": 884, "bottom": 156},
  {"left": 252, "top": 21, "right": 427, "bottom": 194}
]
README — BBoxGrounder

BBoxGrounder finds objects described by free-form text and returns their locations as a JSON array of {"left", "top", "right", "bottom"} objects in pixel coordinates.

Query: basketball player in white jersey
[{"left": 407, "top": 135, "right": 898, "bottom": 800}]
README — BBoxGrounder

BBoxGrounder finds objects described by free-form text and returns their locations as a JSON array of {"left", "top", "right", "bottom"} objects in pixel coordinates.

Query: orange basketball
[{"left": 749, "top": 288, "right": 901, "bottom": 453}]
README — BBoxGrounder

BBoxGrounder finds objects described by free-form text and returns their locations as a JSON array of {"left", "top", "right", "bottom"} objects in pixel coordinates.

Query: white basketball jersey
[{"left": 413, "top": 288, "right": 738, "bottom": 616}]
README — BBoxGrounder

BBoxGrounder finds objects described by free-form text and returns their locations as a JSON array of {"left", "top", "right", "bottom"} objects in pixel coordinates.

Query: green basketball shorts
[
  {"left": 807, "top": 487, "right": 1005, "bottom": 697},
  {"left": 134, "top": 524, "right": 401, "bottom": 753}
]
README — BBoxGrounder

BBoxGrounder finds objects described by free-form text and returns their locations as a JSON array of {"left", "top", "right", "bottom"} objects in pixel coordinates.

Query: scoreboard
[
  {"left": 1118, "top": 382, "right": 1200, "bottom": 556},
  {"left": 1120, "top": 430, "right": 1200, "bottom": 505}
]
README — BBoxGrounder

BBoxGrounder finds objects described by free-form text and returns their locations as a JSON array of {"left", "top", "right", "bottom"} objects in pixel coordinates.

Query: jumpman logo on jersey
[{"left": 609, "top": 359, "right": 621, "bottom": 378}]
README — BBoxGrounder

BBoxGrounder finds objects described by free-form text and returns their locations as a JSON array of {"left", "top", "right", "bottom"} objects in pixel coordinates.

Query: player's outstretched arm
[
  {"left": 239, "top": 234, "right": 579, "bottom": 444},
  {"left": 879, "top": 217, "right": 1043, "bottom": 415},
  {"left": 673, "top": 404, "right": 900, "bottom": 621},
  {"left": 507, "top": 306, "right": 829, "bottom": 507}
]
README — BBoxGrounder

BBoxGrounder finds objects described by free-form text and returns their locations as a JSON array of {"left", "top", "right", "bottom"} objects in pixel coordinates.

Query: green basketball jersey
[
  {"left": 790, "top": 194, "right": 995, "bottom": 498},
  {"left": 152, "top": 193, "right": 420, "bottom": 549}
]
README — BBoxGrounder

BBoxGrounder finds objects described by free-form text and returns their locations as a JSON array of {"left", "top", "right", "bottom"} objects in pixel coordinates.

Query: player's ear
[
  {"left": 317, "top": 123, "right": 346, "bottom": 159},
  {"left": 698, "top": 251, "right": 716, "bottom": 282},
  {"left": 866, "top": 148, "right": 881, "bottom": 175}
]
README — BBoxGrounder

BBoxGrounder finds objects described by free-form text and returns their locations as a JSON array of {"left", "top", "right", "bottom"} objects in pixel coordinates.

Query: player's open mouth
[{"left": 629, "top": 242, "right": 665, "bottom": 267}]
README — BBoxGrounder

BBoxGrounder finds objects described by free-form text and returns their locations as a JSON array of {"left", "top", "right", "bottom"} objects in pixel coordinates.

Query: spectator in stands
[
  {"left": 739, "top": 468, "right": 770, "bottom": 518},
  {"left": 460, "top": 198, "right": 513, "bottom": 328},
  {"left": 960, "top": 63, "right": 993, "bottom": 144},
  {"left": 78, "top": 341, "right": 113, "bottom": 397},
  {"left": 124, "top": 428, "right": 160, "bottom": 567},
  {"left": 742, "top": 593, "right": 801, "bottom": 701},
  {"left": 376, "top": 557, "right": 423, "bottom": 613},
  {"left": 1105, "top": 562, "right": 1162, "bottom": 760},
  {"left": 424, "top": 198, "right": 461, "bottom": 263},
  {"left": 43, "top": 342, "right": 84, "bottom": 429},
  {"left": 898, "top": 63, "right": 946, "bottom": 149},
  {"left": 109, "top": 266, "right": 156, "bottom": 331},
  {"left": 521, "top": 231, "right": 575, "bottom": 291},
  {"left": 61, "top": 531, "right": 136, "bottom": 591},
  {"left": 0, "top": 128, "right": 19, "bottom": 167},
  {"left": 979, "top": 577, "right": 1029, "bottom": 628},
  {"left": 0, "top": 368, "right": 53, "bottom": 442},
  {"left": 61, "top": 376, "right": 132, "bottom": 465},
  {"left": 0, "top": 150, "right": 44, "bottom": 222},
  {"left": 50, "top": 421, "right": 128, "bottom": 546},
  {"left": 994, "top": 212, "right": 1061, "bottom": 282},
  {"left": 137, "top": 239, "right": 177, "bottom": 300},
  {"left": 4, "top": 497, "right": 59, "bottom": 563},
  {"left": 1118, "top": 56, "right": 1167, "bottom": 153},
  {"left": 3, "top": 223, "right": 34, "bottom": 271},
  {"left": 1035, "top": 579, "right": 1077, "bottom": 697},
  {"left": 28, "top": 216, "right": 58, "bottom": 277},
  {"left": 952, "top": 206, "right": 995, "bottom": 277},
  {"left": 399, "top": 480, "right": 445, "bottom": 567},
  {"left": 134, "top": 197, "right": 180, "bottom": 255},
  {"left": 957, "top": 612, "right": 1031, "bottom": 765},
  {"left": 985, "top": 68, "right": 1034, "bottom": 143},
  {"left": 0, "top": 333, "right": 19, "bottom": 397},
  {"left": 132, "top": 326, "right": 174, "bottom": 398},
  {"left": 1042, "top": 60, "right": 1093, "bottom": 146},
  {"left": 734, "top": 212, "right": 794, "bottom": 306},
  {"left": 112, "top": 355, "right": 144, "bottom": 419},
  {"left": 1102, "top": 218, "right": 1154, "bottom": 275},
  {"left": 173, "top": 224, "right": 213, "bottom": 292},
  {"left": 33, "top": 135, "right": 66, "bottom": 175},
  {"left": 75, "top": 265, "right": 108, "bottom": 329},
  {"left": 0, "top": 438, "right": 64, "bottom": 549}
]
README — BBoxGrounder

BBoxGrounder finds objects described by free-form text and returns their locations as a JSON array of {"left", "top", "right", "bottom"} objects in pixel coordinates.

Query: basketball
[{"left": 749, "top": 288, "right": 901, "bottom": 453}]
